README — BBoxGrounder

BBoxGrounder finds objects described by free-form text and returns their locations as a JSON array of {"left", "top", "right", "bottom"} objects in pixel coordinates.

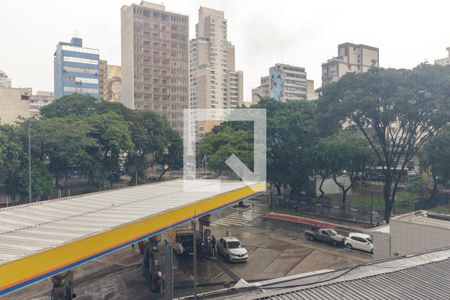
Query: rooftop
[
  {"left": 186, "top": 248, "right": 450, "bottom": 300},
  {"left": 0, "top": 179, "right": 264, "bottom": 296},
  {"left": 391, "top": 210, "right": 450, "bottom": 230}
]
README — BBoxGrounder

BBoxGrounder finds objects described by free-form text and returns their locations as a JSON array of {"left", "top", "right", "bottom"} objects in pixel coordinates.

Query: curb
[{"left": 263, "top": 212, "right": 366, "bottom": 233}]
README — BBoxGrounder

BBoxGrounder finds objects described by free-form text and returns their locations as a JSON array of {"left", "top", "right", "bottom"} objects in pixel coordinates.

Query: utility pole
[
  {"left": 165, "top": 240, "right": 173, "bottom": 300},
  {"left": 28, "top": 123, "right": 32, "bottom": 203},
  {"left": 192, "top": 217, "right": 198, "bottom": 299}
]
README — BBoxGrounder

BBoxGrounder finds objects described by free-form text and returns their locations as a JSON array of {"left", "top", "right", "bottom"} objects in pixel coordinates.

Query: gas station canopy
[{"left": 0, "top": 179, "right": 265, "bottom": 296}]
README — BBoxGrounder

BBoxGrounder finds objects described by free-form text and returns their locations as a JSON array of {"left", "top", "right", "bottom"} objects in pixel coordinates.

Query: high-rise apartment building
[
  {"left": 189, "top": 7, "right": 244, "bottom": 136},
  {"left": 435, "top": 47, "right": 450, "bottom": 66},
  {"left": 252, "top": 64, "right": 308, "bottom": 103},
  {"left": 322, "top": 43, "right": 379, "bottom": 86},
  {"left": 54, "top": 37, "right": 100, "bottom": 100},
  {"left": 121, "top": 1, "right": 189, "bottom": 133},
  {"left": 251, "top": 76, "right": 270, "bottom": 104},
  {"left": 269, "top": 64, "right": 307, "bottom": 101},
  {"left": 189, "top": 7, "right": 244, "bottom": 111}
]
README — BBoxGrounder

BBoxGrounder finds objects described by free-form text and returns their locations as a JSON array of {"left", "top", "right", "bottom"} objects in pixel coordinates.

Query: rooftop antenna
[{"left": 73, "top": 29, "right": 79, "bottom": 38}]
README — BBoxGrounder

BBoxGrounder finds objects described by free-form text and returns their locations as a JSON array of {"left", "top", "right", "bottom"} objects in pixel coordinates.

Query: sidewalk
[{"left": 263, "top": 211, "right": 368, "bottom": 233}]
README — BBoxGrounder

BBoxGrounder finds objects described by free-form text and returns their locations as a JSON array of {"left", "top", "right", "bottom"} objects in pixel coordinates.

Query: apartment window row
[
  {"left": 285, "top": 73, "right": 306, "bottom": 79},
  {"left": 63, "top": 66, "right": 98, "bottom": 74},
  {"left": 63, "top": 76, "right": 98, "bottom": 84},
  {"left": 63, "top": 56, "right": 98, "bottom": 65},
  {"left": 61, "top": 45, "right": 99, "bottom": 55},
  {"left": 64, "top": 86, "right": 98, "bottom": 94}
]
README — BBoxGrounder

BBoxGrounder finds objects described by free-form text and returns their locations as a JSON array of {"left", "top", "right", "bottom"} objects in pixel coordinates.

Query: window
[
  {"left": 226, "top": 241, "right": 241, "bottom": 249},
  {"left": 352, "top": 237, "right": 366, "bottom": 243},
  {"left": 63, "top": 56, "right": 98, "bottom": 65}
]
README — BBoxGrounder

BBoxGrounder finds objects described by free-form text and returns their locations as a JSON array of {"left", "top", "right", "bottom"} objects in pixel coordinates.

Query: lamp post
[{"left": 370, "top": 191, "right": 374, "bottom": 225}]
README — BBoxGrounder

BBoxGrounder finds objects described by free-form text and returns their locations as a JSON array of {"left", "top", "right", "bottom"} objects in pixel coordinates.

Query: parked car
[
  {"left": 345, "top": 233, "right": 374, "bottom": 253},
  {"left": 407, "top": 169, "right": 418, "bottom": 177},
  {"left": 217, "top": 237, "right": 249, "bottom": 262},
  {"left": 304, "top": 225, "right": 345, "bottom": 246}
]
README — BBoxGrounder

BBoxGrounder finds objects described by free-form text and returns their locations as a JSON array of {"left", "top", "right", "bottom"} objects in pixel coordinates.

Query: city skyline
[{"left": 1, "top": 0, "right": 450, "bottom": 101}]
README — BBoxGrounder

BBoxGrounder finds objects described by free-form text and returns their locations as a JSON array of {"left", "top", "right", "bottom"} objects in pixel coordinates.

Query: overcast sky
[{"left": 1, "top": 0, "right": 449, "bottom": 100}]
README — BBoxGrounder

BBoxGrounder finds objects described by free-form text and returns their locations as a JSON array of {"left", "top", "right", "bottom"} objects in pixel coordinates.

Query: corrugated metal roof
[
  {"left": 0, "top": 180, "right": 248, "bottom": 264},
  {"left": 256, "top": 259, "right": 450, "bottom": 300},
  {"left": 194, "top": 248, "right": 450, "bottom": 300}
]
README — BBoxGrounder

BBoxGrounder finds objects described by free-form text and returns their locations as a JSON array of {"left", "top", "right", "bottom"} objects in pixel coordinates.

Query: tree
[
  {"left": 198, "top": 126, "right": 254, "bottom": 176},
  {"left": 199, "top": 98, "right": 319, "bottom": 198},
  {"left": 311, "top": 134, "right": 374, "bottom": 204},
  {"left": 318, "top": 65, "right": 450, "bottom": 222},
  {"left": 0, "top": 125, "right": 52, "bottom": 202},
  {"left": 40, "top": 94, "right": 102, "bottom": 117},
  {"left": 86, "top": 112, "right": 134, "bottom": 187},
  {"left": 256, "top": 99, "right": 319, "bottom": 196},
  {"left": 25, "top": 118, "right": 98, "bottom": 187},
  {"left": 421, "top": 124, "right": 450, "bottom": 197},
  {"left": 122, "top": 110, "right": 181, "bottom": 183}
]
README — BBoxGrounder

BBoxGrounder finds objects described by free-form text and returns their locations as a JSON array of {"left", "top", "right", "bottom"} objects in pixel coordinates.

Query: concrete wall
[
  {"left": 390, "top": 219, "right": 450, "bottom": 257},
  {"left": 0, "top": 87, "right": 30, "bottom": 124},
  {"left": 372, "top": 213, "right": 450, "bottom": 259},
  {"left": 371, "top": 226, "right": 391, "bottom": 259},
  {"left": 315, "top": 176, "right": 352, "bottom": 196}
]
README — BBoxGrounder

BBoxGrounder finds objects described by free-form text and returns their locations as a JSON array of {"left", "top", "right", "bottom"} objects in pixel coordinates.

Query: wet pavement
[{"left": 7, "top": 194, "right": 373, "bottom": 300}]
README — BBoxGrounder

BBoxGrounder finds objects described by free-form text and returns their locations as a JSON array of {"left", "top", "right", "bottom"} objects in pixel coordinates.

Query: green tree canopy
[
  {"left": 198, "top": 126, "right": 253, "bottom": 176},
  {"left": 318, "top": 64, "right": 450, "bottom": 222},
  {"left": 308, "top": 133, "right": 375, "bottom": 203},
  {"left": 421, "top": 124, "right": 450, "bottom": 195}
]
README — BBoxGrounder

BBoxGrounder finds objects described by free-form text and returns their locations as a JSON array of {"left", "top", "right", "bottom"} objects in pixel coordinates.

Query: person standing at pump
[{"left": 211, "top": 235, "right": 217, "bottom": 257}]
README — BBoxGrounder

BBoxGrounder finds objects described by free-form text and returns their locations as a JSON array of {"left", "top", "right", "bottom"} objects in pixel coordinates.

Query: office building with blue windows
[{"left": 54, "top": 37, "right": 100, "bottom": 99}]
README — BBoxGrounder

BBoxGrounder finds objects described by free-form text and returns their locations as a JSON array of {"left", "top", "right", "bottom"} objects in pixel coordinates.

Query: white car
[
  {"left": 345, "top": 233, "right": 374, "bottom": 253},
  {"left": 217, "top": 237, "right": 249, "bottom": 262}
]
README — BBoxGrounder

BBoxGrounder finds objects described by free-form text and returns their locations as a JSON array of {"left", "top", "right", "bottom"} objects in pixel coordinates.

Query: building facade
[
  {"left": 54, "top": 37, "right": 100, "bottom": 100},
  {"left": 0, "top": 87, "right": 31, "bottom": 124},
  {"left": 371, "top": 211, "right": 450, "bottom": 260},
  {"left": 322, "top": 43, "right": 379, "bottom": 86},
  {"left": 189, "top": 7, "right": 244, "bottom": 111},
  {"left": 99, "top": 60, "right": 108, "bottom": 99},
  {"left": 0, "top": 70, "right": 11, "bottom": 88},
  {"left": 29, "top": 91, "right": 54, "bottom": 116},
  {"left": 306, "top": 79, "right": 318, "bottom": 100},
  {"left": 121, "top": 1, "right": 189, "bottom": 133},
  {"left": 252, "top": 64, "right": 308, "bottom": 103},
  {"left": 99, "top": 60, "right": 122, "bottom": 102},
  {"left": 435, "top": 47, "right": 450, "bottom": 66},
  {"left": 251, "top": 76, "right": 270, "bottom": 104},
  {"left": 269, "top": 64, "right": 307, "bottom": 101}
]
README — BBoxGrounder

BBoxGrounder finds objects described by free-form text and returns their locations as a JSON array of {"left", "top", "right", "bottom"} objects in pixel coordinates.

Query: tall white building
[
  {"left": 189, "top": 7, "right": 243, "bottom": 135},
  {"left": 322, "top": 43, "right": 379, "bottom": 86},
  {"left": 435, "top": 47, "right": 450, "bottom": 66},
  {"left": 252, "top": 64, "right": 309, "bottom": 103}
]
